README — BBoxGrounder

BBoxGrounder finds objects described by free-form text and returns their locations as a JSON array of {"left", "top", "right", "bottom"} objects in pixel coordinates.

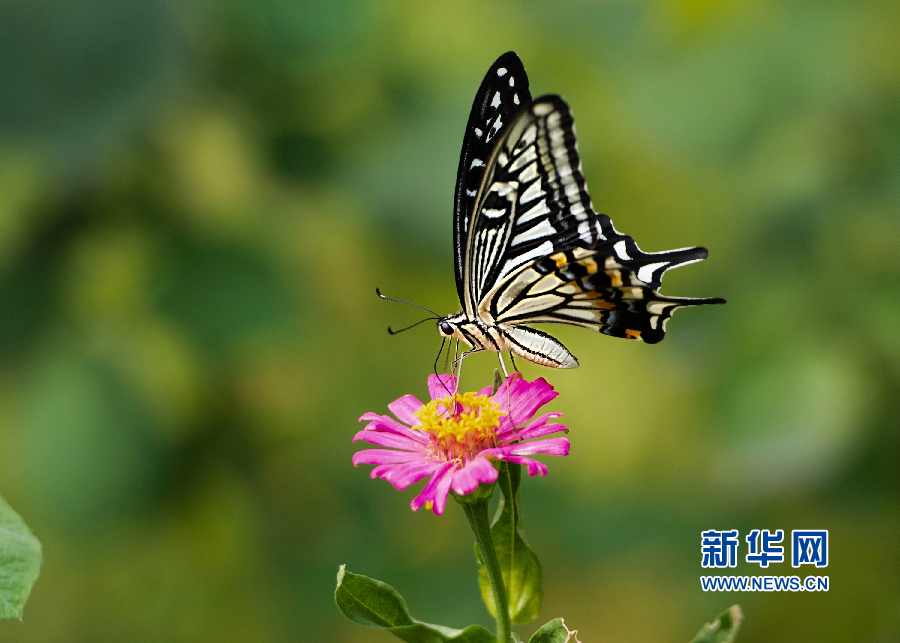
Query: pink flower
[{"left": 352, "top": 373, "right": 570, "bottom": 515}]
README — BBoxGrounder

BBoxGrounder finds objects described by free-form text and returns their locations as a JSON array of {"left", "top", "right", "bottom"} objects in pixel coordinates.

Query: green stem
[{"left": 462, "top": 498, "right": 511, "bottom": 643}]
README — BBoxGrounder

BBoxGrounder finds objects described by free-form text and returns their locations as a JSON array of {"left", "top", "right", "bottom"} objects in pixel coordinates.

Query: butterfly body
[{"left": 440, "top": 52, "right": 724, "bottom": 370}]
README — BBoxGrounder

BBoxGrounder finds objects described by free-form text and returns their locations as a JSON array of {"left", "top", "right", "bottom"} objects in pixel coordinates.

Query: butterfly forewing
[
  {"left": 453, "top": 51, "right": 531, "bottom": 309},
  {"left": 465, "top": 96, "right": 602, "bottom": 311}
]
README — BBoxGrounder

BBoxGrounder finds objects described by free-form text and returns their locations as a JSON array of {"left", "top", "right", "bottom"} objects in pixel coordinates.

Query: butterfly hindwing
[
  {"left": 453, "top": 51, "right": 531, "bottom": 308},
  {"left": 485, "top": 246, "right": 724, "bottom": 345}
]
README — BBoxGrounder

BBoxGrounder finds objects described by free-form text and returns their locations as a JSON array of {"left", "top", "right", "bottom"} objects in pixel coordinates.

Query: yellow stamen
[{"left": 413, "top": 392, "right": 505, "bottom": 458}]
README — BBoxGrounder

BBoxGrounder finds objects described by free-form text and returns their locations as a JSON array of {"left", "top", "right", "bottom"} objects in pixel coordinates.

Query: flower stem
[{"left": 462, "top": 498, "right": 511, "bottom": 643}]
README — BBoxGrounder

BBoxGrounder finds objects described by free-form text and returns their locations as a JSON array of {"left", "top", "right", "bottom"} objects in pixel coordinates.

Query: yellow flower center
[{"left": 413, "top": 392, "right": 505, "bottom": 460}]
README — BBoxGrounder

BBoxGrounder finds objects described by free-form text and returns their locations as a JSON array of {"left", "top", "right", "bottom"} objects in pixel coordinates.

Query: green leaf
[
  {"left": 690, "top": 606, "right": 742, "bottom": 643},
  {"left": 0, "top": 494, "right": 42, "bottom": 620},
  {"left": 528, "top": 618, "right": 577, "bottom": 643},
  {"left": 335, "top": 565, "right": 498, "bottom": 643},
  {"left": 477, "top": 462, "right": 542, "bottom": 624}
]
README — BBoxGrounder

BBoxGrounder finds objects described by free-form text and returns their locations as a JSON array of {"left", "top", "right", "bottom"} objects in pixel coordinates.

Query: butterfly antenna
[
  {"left": 388, "top": 316, "right": 439, "bottom": 335},
  {"left": 376, "top": 288, "right": 440, "bottom": 317}
]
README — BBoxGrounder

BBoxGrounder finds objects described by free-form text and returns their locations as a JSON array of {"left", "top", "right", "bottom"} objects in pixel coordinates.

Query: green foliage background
[{"left": 0, "top": 0, "right": 898, "bottom": 641}]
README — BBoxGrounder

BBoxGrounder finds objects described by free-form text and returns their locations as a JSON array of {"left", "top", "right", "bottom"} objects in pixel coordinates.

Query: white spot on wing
[
  {"left": 471, "top": 158, "right": 484, "bottom": 168},
  {"left": 466, "top": 189, "right": 477, "bottom": 197},
  {"left": 613, "top": 240, "right": 631, "bottom": 260},
  {"left": 637, "top": 262, "right": 668, "bottom": 284},
  {"left": 577, "top": 220, "right": 601, "bottom": 243},
  {"left": 497, "top": 67, "right": 507, "bottom": 77},
  {"left": 490, "top": 181, "right": 518, "bottom": 199},
  {"left": 483, "top": 208, "right": 507, "bottom": 218},
  {"left": 513, "top": 94, "right": 519, "bottom": 105},
  {"left": 509, "top": 77, "right": 515, "bottom": 87},
  {"left": 647, "top": 301, "right": 674, "bottom": 315},
  {"left": 532, "top": 102, "right": 554, "bottom": 116},
  {"left": 487, "top": 116, "right": 503, "bottom": 142},
  {"left": 491, "top": 91, "right": 501, "bottom": 108},
  {"left": 474, "top": 127, "right": 483, "bottom": 138}
]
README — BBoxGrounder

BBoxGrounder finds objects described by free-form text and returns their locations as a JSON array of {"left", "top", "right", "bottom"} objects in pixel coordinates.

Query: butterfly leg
[
  {"left": 508, "top": 351, "right": 519, "bottom": 375},
  {"left": 497, "top": 352, "right": 509, "bottom": 378}
]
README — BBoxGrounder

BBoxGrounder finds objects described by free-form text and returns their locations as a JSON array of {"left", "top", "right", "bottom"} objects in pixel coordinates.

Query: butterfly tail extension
[
  {"left": 590, "top": 220, "right": 715, "bottom": 291},
  {"left": 576, "top": 243, "right": 724, "bottom": 343},
  {"left": 598, "top": 293, "right": 724, "bottom": 344}
]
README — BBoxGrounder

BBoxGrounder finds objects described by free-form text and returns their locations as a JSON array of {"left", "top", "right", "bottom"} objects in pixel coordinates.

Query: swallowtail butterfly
[{"left": 436, "top": 51, "right": 724, "bottom": 370}]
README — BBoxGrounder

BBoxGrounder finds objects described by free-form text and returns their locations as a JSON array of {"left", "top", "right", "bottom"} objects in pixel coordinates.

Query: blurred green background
[{"left": 0, "top": 0, "right": 898, "bottom": 641}]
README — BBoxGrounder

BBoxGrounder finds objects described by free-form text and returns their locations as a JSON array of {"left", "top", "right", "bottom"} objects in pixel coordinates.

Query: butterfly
[{"left": 424, "top": 51, "right": 724, "bottom": 372}]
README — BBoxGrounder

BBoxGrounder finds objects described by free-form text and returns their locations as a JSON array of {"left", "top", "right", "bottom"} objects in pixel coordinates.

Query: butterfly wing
[
  {"left": 485, "top": 247, "right": 725, "bottom": 347},
  {"left": 464, "top": 96, "right": 600, "bottom": 312},
  {"left": 454, "top": 51, "right": 531, "bottom": 311},
  {"left": 467, "top": 95, "right": 723, "bottom": 350}
]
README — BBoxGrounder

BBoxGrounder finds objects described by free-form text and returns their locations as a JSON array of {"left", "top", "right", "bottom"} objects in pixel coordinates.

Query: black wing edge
[{"left": 453, "top": 51, "right": 532, "bottom": 304}]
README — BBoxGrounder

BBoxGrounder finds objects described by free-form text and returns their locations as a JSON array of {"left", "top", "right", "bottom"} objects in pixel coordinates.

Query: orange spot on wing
[
  {"left": 587, "top": 293, "right": 616, "bottom": 309},
  {"left": 551, "top": 252, "right": 568, "bottom": 267},
  {"left": 579, "top": 257, "right": 598, "bottom": 274},
  {"left": 625, "top": 329, "right": 642, "bottom": 340}
]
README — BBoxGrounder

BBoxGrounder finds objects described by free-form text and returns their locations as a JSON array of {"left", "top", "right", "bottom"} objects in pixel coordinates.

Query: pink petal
[
  {"left": 388, "top": 394, "right": 424, "bottom": 425},
  {"left": 375, "top": 460, "right": 438, "bottom": 490},
  {"left": 353, "top": 449, "right": 420, "bottom": 467},
  {"left": 496, "top": 413, "right": 562, "bottom": 442},
  {"left": 494, "top": 455, "right": 548, "bottom": 477},
  {"left": 494, "top": 376, "right": 558, "bottom": 432},
  {"left": 411, "top": 462, "right": 455, "bottom": 515},
  {"left": 427, "top": 374, "right": 457, "bottom": 402},
  {"left": 358, "top": 412, "right": 428, "bottom": 443},
  {"left": 450, "top": 457, "right": 498, "bottom": 495},
  {"left": 501, "top": 436, "right": 570, "bottom": 457},
  {"left": 352, "top": 430, "right": 429, "bottom": 451},
  {"left": 500, "top": 412, "right": 568, "bottom": 441},
  {"left": 515, "top": 423, "right": 568, "bottom": 441},
  {"left": 479, "top": 437, "right": 570, "bottom": 475}
]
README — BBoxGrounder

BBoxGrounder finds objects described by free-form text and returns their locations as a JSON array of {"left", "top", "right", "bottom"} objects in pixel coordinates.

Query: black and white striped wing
[
  {"left": 467, "top": 95, "right": 724, "bottom": 348},
  {"left": 463, "top": 96, "right": 602, "bottom": 313},
  {"left": 485, "top": 247, "right": 725, "bottom": 346},
  {"left": 453, "top": 51, "right": 531, "bottom": 308}
]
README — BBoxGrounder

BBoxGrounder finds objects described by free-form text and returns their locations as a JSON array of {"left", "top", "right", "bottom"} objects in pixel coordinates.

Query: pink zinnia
[{"left": 352, "top": 373, "right": 570, "bottom": 515}]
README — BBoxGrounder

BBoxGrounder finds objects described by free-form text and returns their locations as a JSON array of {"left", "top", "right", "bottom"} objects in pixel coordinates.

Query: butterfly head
[{"left": 437, "top": 312, "right": 471, "bottom": 342}]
